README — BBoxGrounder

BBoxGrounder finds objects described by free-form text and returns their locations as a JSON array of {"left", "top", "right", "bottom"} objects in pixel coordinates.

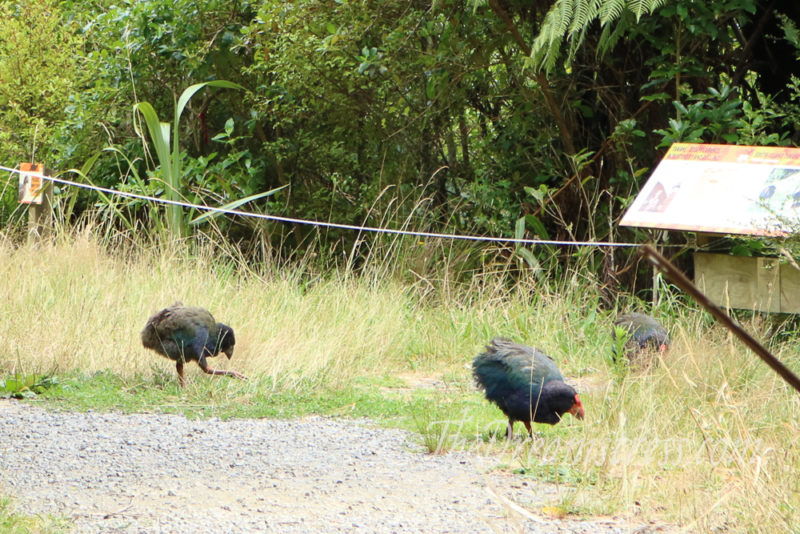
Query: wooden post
[
  {"left": 651, "top": 230, "right": 665, "bottom": 308},
  {"left": 18, "top": 163, "right": 53, "bottom": 242},
  {"left": 651, "top": 245, "right": 660, "bottom": 308}
]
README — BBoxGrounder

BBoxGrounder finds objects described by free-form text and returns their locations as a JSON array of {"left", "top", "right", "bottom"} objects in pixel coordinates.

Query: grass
[
  {"left": 2, "top": 232, "right": 800, "bottom": 532},
  {"left": 0, "top": 496, "right": 69, "bottom": 534}
]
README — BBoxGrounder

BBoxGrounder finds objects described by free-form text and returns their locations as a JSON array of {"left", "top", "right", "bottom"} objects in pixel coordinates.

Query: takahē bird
[
  {"left": 472, "top": 338, "right": 585, "bottom": 439},
  {"left": 611, "top": 313, "right": 670, "bottom": 365},
  {"left": 141, "top": 304, "right": 247, "bottom": 388}
]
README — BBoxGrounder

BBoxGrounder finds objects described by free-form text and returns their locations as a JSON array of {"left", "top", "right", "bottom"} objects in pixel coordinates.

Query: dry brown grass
[{"left": 0, "top": 233, "right": 430, "bottom": 386}]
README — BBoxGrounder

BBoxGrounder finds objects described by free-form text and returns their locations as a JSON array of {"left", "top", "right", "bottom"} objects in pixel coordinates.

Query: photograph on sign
[
  {"left": 620, "top": 144, "right": 800, "bottom": 236},
  {"left": 17, "top": 163, "right": 45, "bottom": 205}
]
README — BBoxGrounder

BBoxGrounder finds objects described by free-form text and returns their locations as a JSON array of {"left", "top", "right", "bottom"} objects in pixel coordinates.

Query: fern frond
[
  {"left": 598, "top": 0, "right": 627, "bottom": 26},
  {"left": 555, "top": 0, "right": 575, "bottom": 36},
  {"left": 569, "top": 0, "right": 601, "bottom": 34},
  {"left": 596, "top": 9, "right": 632, "bottom": 58},
  {"left": 629, "top": 0, "right": 667, "bottom": 21},
  {"left": 530, "top": 2, "right": 570, "bottom": 70},
  {"left": 529, "top": 0, "right": 666, "bottom": 72},
  {"left": 776, "top": 12, "right": 800, "bottom": 52}
]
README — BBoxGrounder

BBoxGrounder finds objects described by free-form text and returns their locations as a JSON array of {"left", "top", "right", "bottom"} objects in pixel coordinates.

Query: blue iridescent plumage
[
  {"left": 472, "top": 338, "right": 584, "bottom": 439},
  {"left": 141, "top": 303, "right": 246, "bottom": 387}
]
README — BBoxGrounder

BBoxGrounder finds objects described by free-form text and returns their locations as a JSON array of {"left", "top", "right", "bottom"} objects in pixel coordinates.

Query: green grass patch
[
  {"left": 33, "top": 370, "right": 476, "bottom": 428},
  {"left": 0, "top": 373, "right": 58, "bottom": 399},
  {"left": 0, "top": 496, "right": 69, "bottom": 534}
]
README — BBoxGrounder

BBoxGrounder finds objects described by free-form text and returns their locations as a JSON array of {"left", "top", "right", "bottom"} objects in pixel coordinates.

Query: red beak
[{"left": 569, "top": 394, "right": 585, "bottom": 420}]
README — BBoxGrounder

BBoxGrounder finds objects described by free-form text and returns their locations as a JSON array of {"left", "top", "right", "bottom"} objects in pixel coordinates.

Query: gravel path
[{"left": 0, "top": 401, "right": 669, "bottom": 533}]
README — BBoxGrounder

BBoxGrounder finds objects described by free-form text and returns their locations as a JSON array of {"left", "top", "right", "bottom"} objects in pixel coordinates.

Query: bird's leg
[
  {"left": 506, "top": 419, "right": 514, "bottom": 440},
  {"left": 523, "top": 421, "right": 533, "bottom": 439},
  {"left": 176, "top": 361, "right": 186, "bottom": 388},
  {"left": 197, "top": 360, "right": 247, "bottom": 381}
]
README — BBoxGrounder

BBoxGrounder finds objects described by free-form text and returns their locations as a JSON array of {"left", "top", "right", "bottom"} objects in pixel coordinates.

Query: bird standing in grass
[
  {"left": 612, "top": 313, "right": 670, "bottom": 365},
  {"left": 141, "top": 304, "right": 247, "bottom": 388},
  {"left": 472, "top": 338, "right": 584, "bottom": 439}
]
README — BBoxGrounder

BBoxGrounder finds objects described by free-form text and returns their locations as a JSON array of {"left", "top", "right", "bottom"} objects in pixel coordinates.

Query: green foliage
[
  {"left": 134, "top": 81, "right": 244, "bottom": 238},
  {"left": 0, "top": 0, "right": 96, "bottom": 226},
  {"left": 241, "top": 0, "right": 561, "bottom": 249},
  {"left": 0, "top": 373, "right": 58, "bottom": 399},
  {"left": 81, "top": 0, "right": 254, "bottom": 112},
  {"left": 729, "top": 238, "right": 771, "bottom": 257},
  {"left": 0, "top": 0, "right": 87, "bottom": 164},
  {"left": 653, "top": 85, "right": 746, "bottom": 147},
  {"left": 609, "top": 326, "right": 632, "bottom": 380},
  {"left": 513, "top": 461, "right": 596, "bottom": 486},
  {"left": 190, "top": 187, "right": 286, "bottom": 226},
  {"left": 3, "top": 0, "right": 800, "bottom": 289},
  {"left": 529, "top": 0, "right": 668, "bottom": 72}
]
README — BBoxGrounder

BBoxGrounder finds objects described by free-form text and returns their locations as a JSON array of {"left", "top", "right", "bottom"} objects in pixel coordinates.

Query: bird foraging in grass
[
  {"left": 612, "top": 313, "right": 669, "bottom": 366},
  {"left": 472, "top": 338, "right": 584, "bottom": 439},
  {"left": 141, "top": 304, "right": 247, "bottom": 388}
]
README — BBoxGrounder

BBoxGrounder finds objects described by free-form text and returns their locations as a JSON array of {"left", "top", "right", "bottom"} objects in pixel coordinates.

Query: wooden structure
[
  {"left": 621, "top": 143, "right": 800, "bottom": 314},
  {"left": 694, "top": 251, "right": 800, "bottom": 314},
  {"left": 18, "top": 163, "right": 53, "bottom": 240}
]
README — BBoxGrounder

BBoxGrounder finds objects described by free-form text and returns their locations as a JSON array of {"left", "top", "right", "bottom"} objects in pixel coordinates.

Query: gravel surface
[{"left": 0, "top": 401, "right": 672, "bottom": 533}]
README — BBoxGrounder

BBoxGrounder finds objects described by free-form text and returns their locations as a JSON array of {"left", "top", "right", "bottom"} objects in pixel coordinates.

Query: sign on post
[
  {"left": 18, "top": 162, "right": 46, "bottom": 205},
  {"left": 16, "top": 162, "right": 53, "bottom": 240},
  {"left": 621, "top": 143, "right": 800, "bottom": 313}
]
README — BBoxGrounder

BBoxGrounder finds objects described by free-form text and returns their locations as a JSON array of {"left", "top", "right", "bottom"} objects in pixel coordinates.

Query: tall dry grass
[
  {"left": 451, "top": 312, "right": 800, "bottom": 532},
  {"left": 0, "top": 227, "right": 591, "bottom": 388},
  {"left": 0, "top": 231, "right": 428, "bottom": 387},
  {"left": 1, "top": 229, "right": 799, "bottom": 532}
]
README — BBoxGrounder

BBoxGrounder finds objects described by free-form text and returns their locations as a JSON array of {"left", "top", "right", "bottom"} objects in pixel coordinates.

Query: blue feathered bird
[
  {"left": 611, "top": 313, "right": 669, "bottom": 364},
  {"left": 141, "top": 304, "right": 247, "bottom": 387},
  {"left": 472, "top": 338, "right": 584, "bottom": 439}
]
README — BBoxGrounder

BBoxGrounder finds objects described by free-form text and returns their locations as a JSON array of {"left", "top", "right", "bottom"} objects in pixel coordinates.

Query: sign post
[
  {"left": 18, "top": 163, "right": 53, "bottom": 241},
  {"left": 622, "top": 143, "right": 800, "bottom": 313}
]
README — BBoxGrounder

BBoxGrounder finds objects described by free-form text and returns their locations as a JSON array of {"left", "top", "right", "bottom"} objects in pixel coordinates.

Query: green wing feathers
[{"left": 472, "top": 338, "right": 563, "bottom": 396}]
